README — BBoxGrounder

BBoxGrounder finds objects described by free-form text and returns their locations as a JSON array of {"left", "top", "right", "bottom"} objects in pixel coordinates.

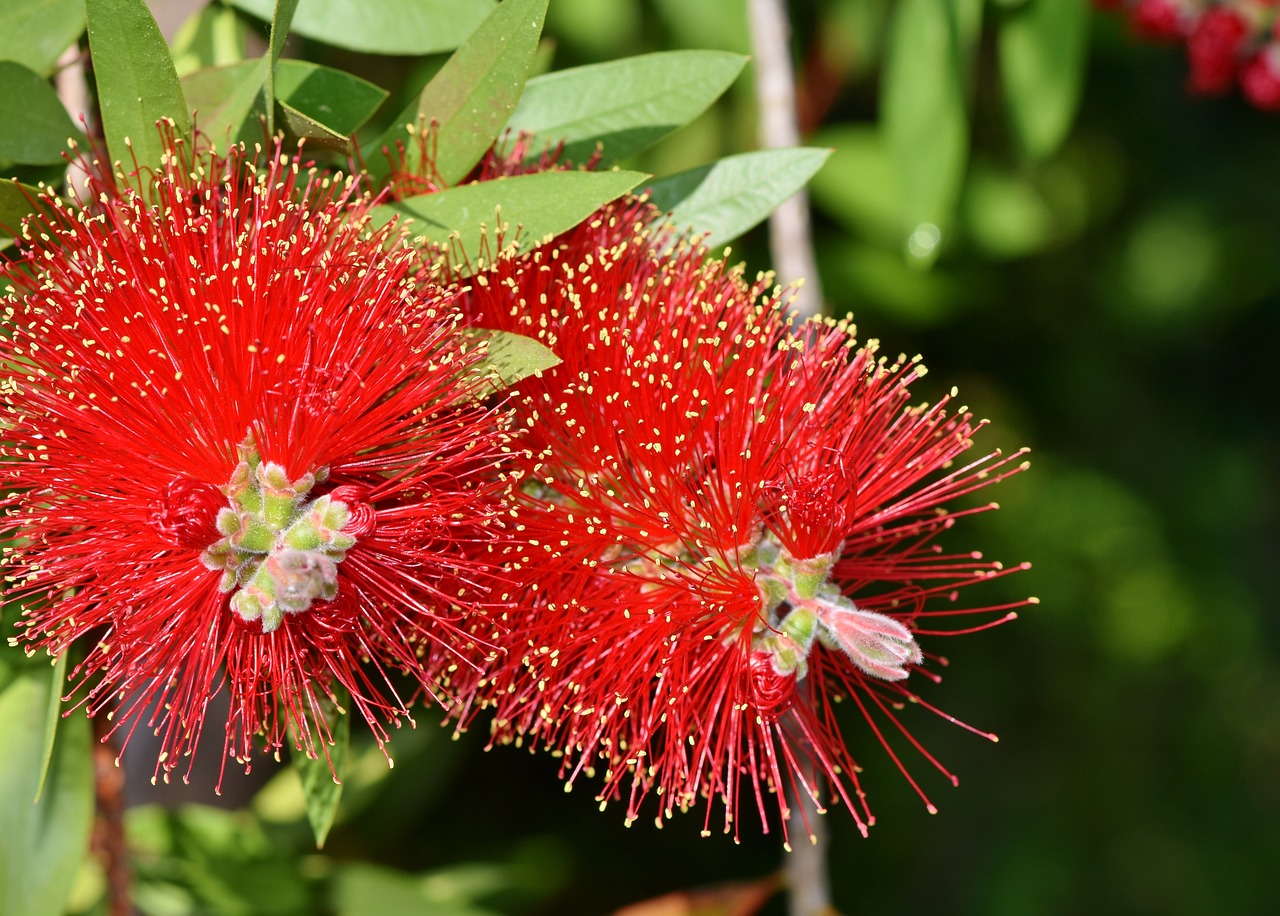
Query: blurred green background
[{"left": 57, "top": 1, "right": 1280, "bottom": 913}]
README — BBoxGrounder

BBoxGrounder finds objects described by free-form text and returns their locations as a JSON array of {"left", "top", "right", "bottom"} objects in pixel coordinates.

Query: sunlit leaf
[
  {"left": 998, "top": 0, "right": 1088, "bottom": 160},
  {"left": 505, "top": 51, "right": 747, "bottom": 166},
  {"left": 229, "top": 0, "right": 497, "bottom": 55},
  {"left": 0, "top": 667, "right": 93, "bottom": 916},
  {"left": 0, "top": 0, "right": 85, "bottom": 75},
  {"left": 464, "top": 329, "right": 561, "bottom": 390},
  {"left": 86, "top": 0, "right": 191, "bottom": 174},
  {"left": 373, "top": 0, "right": 548, "bottom": 185},
  {"left": 371, "top": 169, "right": 645, "bottom": 266},
  {"left": 645, "top": 148, "right": 831, "bottom": 248}
]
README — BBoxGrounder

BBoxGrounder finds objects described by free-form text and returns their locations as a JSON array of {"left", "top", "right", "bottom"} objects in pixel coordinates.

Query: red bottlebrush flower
[
  {"left": 1, "top": 136, "right": 511, "bottom": 785},
  {"left": 1187, "top": 6, "right": 1250, "bottom": 94},
  {"left": 1130, "top": 0, "right": 1187, "bottom": 42},
  {"left": 1241, "top": 45, "right": 1280, "bottom": 108},
  {"left": 454, "top": 206, "right": 1031, "bottom": 841}
]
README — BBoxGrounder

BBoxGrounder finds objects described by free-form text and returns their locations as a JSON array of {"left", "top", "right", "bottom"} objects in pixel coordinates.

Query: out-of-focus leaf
[
  {"left": 32, "top": 651, "right": 67, "bottom": 803},
  {"left": 464, "top": 329, "right": 561, "bottom": 390},
  {"left": 375, "top": 0, "right": 548, "bottom": 185},
  {"left": 229, "top": 0, "right": 497, "bottom": 55},
  {"left": 960, "top": 160, "right": 1056, "bottom": 259},
  {"left": 0, "top": 0, "right": 85, "bottom": 75},
  {"left": 171, "top": 1, "right": 251, "bottom": 77},
  {"left": 371, "top": 169, "right": 646, "bottom": 266},
  {"left": 612, "top": 873, "right": 781, "bottom": 916},
  {"left": 0, "top": 666, "right": 94, "bottom": 916},
  {"left": 807, "top": 125, "right": 901, "bottom": 246},
  {"left": 0, "top": 179, "right": 54, "bottom": 238},
  {"left": 183, "top": 60, "right": 387, "bottom": 150},
  {"left": 880, "top": 0, "right": 970, "bottom": 266},
  {"left": 293, "top": 689, "right": 350, "bottom": 849},
  {"left": 998, "top": 0, "right": 1088, "bottom": 160},
  {"left": 645, "top": 148, "right": 830, "bottom": 248},
  {"left": 86, "top": 0, "right": 191, "bottom": 174},
  {"left": 505, "top": 51, "right": 747, "bottom": 167},
  {"left": 0, "top": 62, "right": 84, "bottom": 165}
]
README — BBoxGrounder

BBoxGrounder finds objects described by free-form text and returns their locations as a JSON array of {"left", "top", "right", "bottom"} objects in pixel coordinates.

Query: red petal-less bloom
[
  {"left": 0, "top": 138, "right": 510, "bottom": 785},
  {"left": 453, "top": 205, "right": 1031, "bottom": 841}
]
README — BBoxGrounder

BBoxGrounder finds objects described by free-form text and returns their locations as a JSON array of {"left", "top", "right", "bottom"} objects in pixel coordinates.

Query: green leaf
[
  {"left": 464, "top": 329, "right": 561, "bottom": 390},
  {"left": 0, "top": 61, "right": 85, "bottom": 165},
  {"left": 645, "top": 148, "right": 831, "bottom": 248},
  {"left": 32, "top": 651, "right": 68, "bottom": 803},
  {"left": 274, "top": 61, "right": 388, "bottom": 137},
  {"left": 183, "top": 60, "right": 387, "bottom": 150},
  {"left": 0, "top": 0, "right": 85, "bottom": 76},
  {"left": 370, "top": 169, "right": 645, "bottom": 265},
  {"left": 0, "top": 666, "right": 94, "bottom": 916},
  {"left": 292, "top": 694, "right": 349, "bottom": 849},
  {"left": 263, "top": 0, "right": 302, "bottom": 137},
  {"left": 374, "top": 0, "right": 548, "bottom": 185},
  {"left": 179, "top": 60, "right": 265, "bottom": 149},
  {"left": 278, "top": 101, "right": 349, "bottom": 153},
  {"left": 998, "top": 0, "right": 1088, "bottom": 160},
  {"left": 505, "top": 50, "right": 747, "bottom": 167},
  {"left": 880, "top": 0, "right": 970, "bottom": 266},
  {"left": 86, "top": 0, "right": 191, "bottom": 175},
  {"left": 229, "top": 0, "right": 497, "bottom": 55},
  {"left": 0, "top": 179, "right": 53, "bottom": 238},
  {"left": 171, "top": 1, "right": 252, "bottom": 77}
]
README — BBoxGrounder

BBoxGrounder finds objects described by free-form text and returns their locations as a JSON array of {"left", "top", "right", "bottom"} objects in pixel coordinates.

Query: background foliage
[{"left": 2, "top": 0, "right": 1278, "bottom": 914}]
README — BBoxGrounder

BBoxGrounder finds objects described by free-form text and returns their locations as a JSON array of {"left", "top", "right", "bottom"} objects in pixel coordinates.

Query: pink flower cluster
[{"left": 1100, "top": 0, "right": 1280, "bottom": 108}]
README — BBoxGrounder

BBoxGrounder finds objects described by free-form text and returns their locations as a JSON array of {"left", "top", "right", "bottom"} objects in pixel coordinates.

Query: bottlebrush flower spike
[
  {"left": 0, "top": 134, "right": 512, "bottom": 786},
  {"left": 452, "top": 204, "right": 1032, "bottom": 843}
]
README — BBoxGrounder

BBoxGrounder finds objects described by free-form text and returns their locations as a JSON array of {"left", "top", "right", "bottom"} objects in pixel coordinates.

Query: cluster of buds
[{"left": 1098, "top": 0, "right": 1280, "bottom": 108}]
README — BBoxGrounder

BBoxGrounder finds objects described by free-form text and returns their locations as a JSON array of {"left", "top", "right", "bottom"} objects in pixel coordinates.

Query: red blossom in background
[
  {"left": 1099, "top": 0, "right": 1280, "bottom": 108},
  {"left": 0, "top": 138, "right": 511, "bottom": 785},
  {"left": 451, "top": 204, "right": 1031, "bottom": 841}
]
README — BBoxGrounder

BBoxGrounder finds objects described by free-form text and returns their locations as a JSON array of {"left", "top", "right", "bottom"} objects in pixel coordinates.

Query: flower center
[
  {"left": 201, "top": 436, "right": 363, "bottom": 633},
  {"left": 743, "top": 532, "right": 923, "bottom": 690}
]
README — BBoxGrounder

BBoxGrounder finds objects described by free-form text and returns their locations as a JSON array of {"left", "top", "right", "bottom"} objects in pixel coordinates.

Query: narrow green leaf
[
  {"left": 229, "top": 0, "right": 497, "bottom": 55},
  {"left": 374, "top": 0, "right": 548, "bottom": 185},
  {"left": 645, "top": 148, "right": 831, "bottom": 248},
  {"left": 0, "top": 62, "right": 83, "bottom": 165},
  {"left": 0, "top": 180, "right": 54, "bottom": 238},
  {"left": 86, "top": 0, "right": 191, "bottom": 175},
  {"left": 293, "top": 697, "right": 350, "bottom": 849},
  {"left": 505, "top": 50, "right": 747, "bottom": 167},
  {"left": 464, "top": 329, "right": 561, "bottom": 390},
  {"left": 880, "top": 0, "right": 970, "bottom": 265},
  {"left": 370, "top": 169, "right": 646, "bottom": 265},
  {"left": 0, "top": 667, "right": 94, "bottom": 916},
  {"left": 32, "top": 651, "right": 68, "bottom": 803},
  {"left": 998, "top": 0, "right": 1088, "bottom": 160},
  {"left": 263, "top": 0, "right": 302, "bottom": 137},
  {"left": 0, "top": 0, "right": 85, "bottom": 76}
]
